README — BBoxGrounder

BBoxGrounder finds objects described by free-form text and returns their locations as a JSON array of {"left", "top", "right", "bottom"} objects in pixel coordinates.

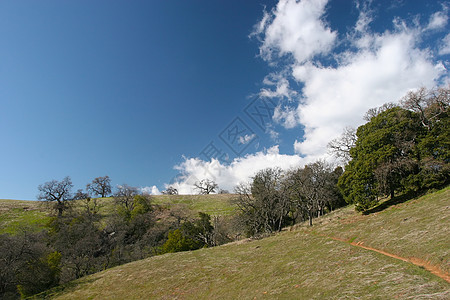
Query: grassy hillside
[
  {"left": 37, "top": 187, "right": 450, "bottom": 299},
  {"left": 0, "top": 194, "right": 236, "bottom": 234},
  {"left": 0, "top": 199, "right": 50, "bottom": 234},
  {"left": 152, "top": 194, "right": 237, "bottom": 216}
]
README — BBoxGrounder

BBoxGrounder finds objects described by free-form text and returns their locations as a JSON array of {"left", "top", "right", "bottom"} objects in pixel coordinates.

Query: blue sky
[{"left": 1, "top": 0, "right": 448, "bottom": 199}]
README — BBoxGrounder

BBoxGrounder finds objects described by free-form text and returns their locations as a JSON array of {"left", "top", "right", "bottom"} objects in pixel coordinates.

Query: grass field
[
  {"left": 0, "top": 199, "right": 50, "bottom": 234},
  {"left": 35, "top": 187, "right": 450, "bottom": 299},
  {"left": 0, "top": 194, "right": 237, "bottom": 234},
  {"left": 152, "top": 194, "right": 237, "bottom": 216}
]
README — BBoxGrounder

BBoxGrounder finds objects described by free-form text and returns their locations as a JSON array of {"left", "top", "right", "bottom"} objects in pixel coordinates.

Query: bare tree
[
  {"left": 194, "top": 179, "right": 218, "bottom": 195},
  {"left": 286, "top": 161, "right": 338, "bottom": 226},
  {"left": 113, "top": 184, "right": 139, "bottom": 213},
  {"left": 73, "top": 189, "right": 90, "bottom": 200},
  {"left": 162, "top": 186, "right": 178, "bottom": 195},
  {"left": 327, "top": 126, "right": 357, "bottom": 163},
  {"left": 235, "top": 168, "right": 291, "bottom": 235},
  {"left": 363, "top": 102, "right": 398, "bottom": 121},
  {"left": 401, "top": 86, "right": 449, "bottom": 130},
  {"left": 87, "top": 176, "right": 112, "bottom": 198},
  {"left": 37, "top": 176, "right": 73, "bottom": 216}
]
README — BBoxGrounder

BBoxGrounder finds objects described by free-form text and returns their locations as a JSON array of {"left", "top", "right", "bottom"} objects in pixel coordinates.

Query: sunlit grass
[
  {"left": 36, "top": 188, "right": 450, "bottom": 299},
  {"left": 0, "top": 194, "right": 237, "bottom": 234},
  {"left": 0, "top": 199, "right": 50, "bottom": 234}
]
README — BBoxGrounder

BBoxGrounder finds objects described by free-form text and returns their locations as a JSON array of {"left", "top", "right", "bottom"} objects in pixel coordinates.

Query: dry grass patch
[{"left": 32, "top": 188, "right": 450, "bottom": 299}]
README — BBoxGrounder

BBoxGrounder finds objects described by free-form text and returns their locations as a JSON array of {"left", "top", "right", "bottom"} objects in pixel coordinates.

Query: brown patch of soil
[{"left": 327, "top": 235, "right": 450, "bottom": 283}]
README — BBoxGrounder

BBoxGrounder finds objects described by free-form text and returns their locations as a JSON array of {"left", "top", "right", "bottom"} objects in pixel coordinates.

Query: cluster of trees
[
  {"left": 0, "top": 177, "right": 234, "bottom": 299},
  {"left": 234, "top": 162, "right": 344, "bottom": 236},
  {"left": 335, "top": 87, "right": 449, "bottom": 211},
  {"left": 37, "top": 176, "right": 112, "bottom": 216}
]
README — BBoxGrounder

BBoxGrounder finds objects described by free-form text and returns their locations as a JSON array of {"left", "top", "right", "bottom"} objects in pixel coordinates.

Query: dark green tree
[{"left": 339, "top": 107, "right": 422, "bottom": 211}]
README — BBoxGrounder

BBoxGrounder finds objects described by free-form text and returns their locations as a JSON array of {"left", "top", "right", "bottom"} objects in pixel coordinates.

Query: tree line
[
  {"left": 336, "top": 86, "right": 449, "bottom": 211},
  {"left": 0, "top": 176, "right": 234, "bottom": 299},
  {"left": 234, "top": 162, "right": 344, "bottom": 236}
]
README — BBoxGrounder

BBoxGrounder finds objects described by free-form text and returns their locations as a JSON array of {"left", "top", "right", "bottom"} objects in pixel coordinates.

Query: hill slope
[
  {"left": 0, "top": 199, "right": 49, "bottom": 234},
  {"left": 0, "top": 194, "right": 236, "bottom": 234},
  {"left": 38, "top": 188, "right": 450, "bottom": 299}
]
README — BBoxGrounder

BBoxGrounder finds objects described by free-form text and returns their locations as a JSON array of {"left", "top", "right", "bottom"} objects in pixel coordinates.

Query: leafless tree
[
  {"left": 87, "top": 175, "right": 112, "bottom": 198},
  {"left": 327, "top": 126, "right": 357, "bottom": 163},
  {"left": 37, "top": 176, "right": 73, "bottom": 216},
  {"left": 235, "top": 168, "right": 291, "bottom": 235},
  {"left": 286, "top": 161, "right": 338, "bottom": 226},
  {"left": 162, "top": 186, "right": 178, "bottom": 195},
  {"left": 73, "top": 189, "right": 89, "bottom": 200},
  {"left": 363, "top": 102, "right": 398, "bottom": 121},
  {"left": 113, "top": 184, "right": 139, "bottom": 213},
  {"left": 401, "top": 86, "right": 449, "bottom": 130},
  {"left": 194, "top": 179, "right": 218, "bottom": 195}
]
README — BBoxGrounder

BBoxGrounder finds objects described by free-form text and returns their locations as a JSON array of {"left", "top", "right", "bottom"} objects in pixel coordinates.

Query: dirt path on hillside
[{"left": 321, "top": 234, "right": 450, "bottom": 283}]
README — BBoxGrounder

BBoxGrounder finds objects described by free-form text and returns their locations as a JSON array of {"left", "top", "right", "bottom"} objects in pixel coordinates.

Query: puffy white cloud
[
  {"left": 166, "top": 0, "right": 448, "bottom": 194},
  {"left": 255, "top": 0, "right": 447, "bottom": 158},
  {"left": 141, "top": 185, "right": 161, "bottom": 195},
  {"left": 169, "top": 146, "right": 305, "bottom": 194},
  {"left": 425, "top": 9, "right": 448, "bottom": 31},
  {"left": 292, "top": 29, "right": 445, "bottom": 156},
  {"left": 260, "top": 72, "right": 298, "bottom": 100},
  {"left": 273, "top": 105, "right": 299, "bottom": 129},
  {"left": 253, "top": 0, "right": 337, "bottom": 63}
]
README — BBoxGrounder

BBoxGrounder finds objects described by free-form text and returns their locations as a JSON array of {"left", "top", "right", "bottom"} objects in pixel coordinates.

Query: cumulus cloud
[
  {"left": 425, "top": 9, "right": 448, "bottom": 31},
  {"left": 141, "top": 185, "right": 161, "bottom": 195},
  {"left": 169, "top": 146, "right": 305, "bottom": 194},
  {"left": 255, "top": 0, "right": 447, "bottom": 157},
  {"left": 273, "top": 105, "right": 299, "bottom": 129},
  {"left": 254, "top": 0, "right": 337, "bottom": 63},
  {"left": 167, "top": 0, "right": 448, "bottom": 194}
]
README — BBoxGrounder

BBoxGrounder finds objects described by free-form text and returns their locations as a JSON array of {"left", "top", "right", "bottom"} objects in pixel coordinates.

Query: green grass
[
  {"left": 35, "top": 187, "right": 450, "bottom": 299},
  {"left": 0, "top": 199, "right": 50, "bottom": 234},
  {"left": 304, "top": 187, "right": 450, "bottom": 274},
  {"left": 151, "top": 194, "right": 237, "bottom": 216},
  {"left": 0, "top": 194, "right": 237, "bottom": 234}
]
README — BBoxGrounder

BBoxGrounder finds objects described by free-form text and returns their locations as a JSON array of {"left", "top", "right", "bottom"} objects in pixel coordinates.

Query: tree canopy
[{"left": 339, "top": 87, "right": 449, "bottom": 211}]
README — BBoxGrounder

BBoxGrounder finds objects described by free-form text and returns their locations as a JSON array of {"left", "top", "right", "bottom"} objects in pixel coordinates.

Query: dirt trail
[{"left": 326, "top": 235, "right": 450, "bottom": 283}]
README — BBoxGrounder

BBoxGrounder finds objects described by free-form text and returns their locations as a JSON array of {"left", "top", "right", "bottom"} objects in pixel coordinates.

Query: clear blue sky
[{"left": 1, "top": 0, "right": 448, "bottom": 199}]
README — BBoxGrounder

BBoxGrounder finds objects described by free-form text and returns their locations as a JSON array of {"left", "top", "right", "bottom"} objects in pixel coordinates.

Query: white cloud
[
  {"left": 425, "top": 9, "right": 448, "bottom": 31},
  {"left": 253, "top": 0, "right": 337, "bottom": 63},
  {"left": 260, "top": 72, "right": 297, "bottom": 100},
  {"left": 141, "top": 185, "right": 161, "bottom": 195},
  {"left": 166, "top": 0, "right": 448, "bottom": 194},
  {"left": 273, "top": 105, "right": 299, "bottom": 129},
  {"left": 254, "top": 0, "right": 447, "bottom": 158},
  {"left": 169, "top": 146, "right": 306, "bottom": 194},
  {"left": 266, "top": 124, "right": 280, "bottom": 142},
  {"left": 292, "top": 29, "right": 445, "bottom": 156},
  {"left": 439, "top": 33, "right": 450, "bottom": 55},
  {"left": 239, "top": 134, "right": 256, "bottom": 145}
]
